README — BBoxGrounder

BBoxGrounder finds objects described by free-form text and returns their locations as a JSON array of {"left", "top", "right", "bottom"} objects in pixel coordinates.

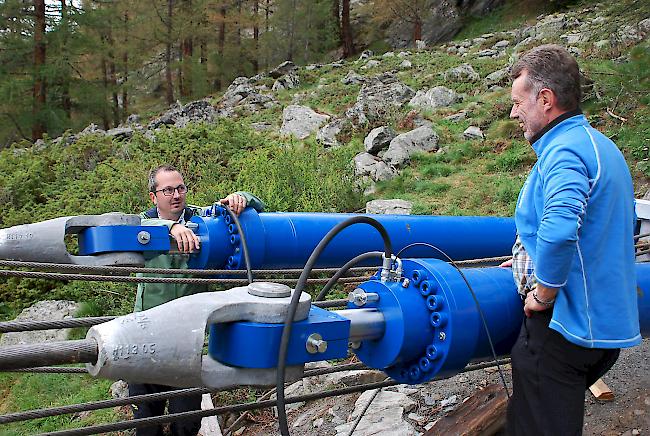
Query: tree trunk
[
  {"left": 180, "top": 0, "right": 192, "bottom": 98},
  {"left": 32, "top": 0, "right": 46, "bottom": 140},
  {"left": 253, "top": 0, "right": 259, "bottom": 73},
  {"left": 413, "top": 18, "right": 422, "bottom": 47},
  {"left": 216, "top": 6, "right": 226, "bottom": 91},
  {"left": 287, "top": 0, "right": 296, "bottom": 61},
  {"left": 100, "top": 56, "right": 110, "bottom": 130},
  {"left": 107, "top": 26, "right": 119, "bottom": 127},
  {"left": 236, "top": 0, "right": 243, "bottom": 76},
  {"left": 341, "top": 0, "right": 354, "bottom": 58},
  {"left": 60, "top": 0, "right": 72, "bottom": 120},
  {"left": 122, "top": 11, "right": 129, "bottom": 120},
  {"left": 333, "top": 0, "right": 340, "bottom": 32},
  {"left": 265, "top": 0, "right": 270, "bottom": 69},
  {"left": 165, "top": 0, "right": 174, "bottom": 104}
]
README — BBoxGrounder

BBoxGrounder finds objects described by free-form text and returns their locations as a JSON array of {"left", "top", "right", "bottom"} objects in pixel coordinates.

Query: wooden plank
[
  {"left": 425, "top": 383, "right": 508, "bottom": 436},
  {"left": 589, "top": 378, "right": 615, "bottom": 402},
  {"left": 199, "top": 393, "right": 223, "bottom": 436}
]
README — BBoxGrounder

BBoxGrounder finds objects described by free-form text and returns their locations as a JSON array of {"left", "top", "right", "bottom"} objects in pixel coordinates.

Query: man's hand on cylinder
[
  {"left": 170, "top": 223, "right": 201, "bottom": 253},
  {"left": 220, "top": 193, "right": 248, "bottom": 216}
]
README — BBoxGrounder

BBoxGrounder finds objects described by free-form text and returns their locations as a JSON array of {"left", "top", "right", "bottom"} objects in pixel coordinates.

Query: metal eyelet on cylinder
[
  {"left": 430, "top": 312, "right": 447, "bottom": 328},
  {"left": 419, "top": 280, "right": 432, "bottom": 296},
  {"left": 409, "top": 365, "right": 421, "bottom": 381},
  {"left": 426, "top": 295, "right": 443, "bottom": 311},
  {"left": 411, "top": 270, "right": 425, "bottom": 285},
  {"left": 426, "top": 344, "right": 439, "bottom": 360}
]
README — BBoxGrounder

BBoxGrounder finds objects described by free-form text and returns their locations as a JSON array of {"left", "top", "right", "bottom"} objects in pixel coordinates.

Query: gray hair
[
  {"left": 511, "top": 44, "right": 581, "bottom": 111},
  {"left": 148, "top": 164, "right": 181, "bottom": 192}
]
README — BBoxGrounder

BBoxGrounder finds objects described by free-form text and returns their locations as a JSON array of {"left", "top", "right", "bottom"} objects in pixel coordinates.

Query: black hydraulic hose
[
  {"left": 0, "top": 339, "right": 98, "bottom": 371},
  {"left": 315, "top": 251, "right": 383, "bottom": 301},
  {"left": 275, "top": 216, "right": 393, "bottom": 436},
  {"left": 222, "top": 204, "right": 253, "bottom": 284}
]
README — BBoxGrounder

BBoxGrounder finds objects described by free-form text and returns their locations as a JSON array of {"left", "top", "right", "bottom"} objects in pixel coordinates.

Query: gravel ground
[{"left": 242, "top": 338, "right": 649, "bottom": 435}]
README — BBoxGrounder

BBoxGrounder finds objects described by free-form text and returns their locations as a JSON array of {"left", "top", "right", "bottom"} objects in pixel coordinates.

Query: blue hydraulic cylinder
[
  {"left": 350, "top": 259, "right": 523, "bottom": 384},
  {"left": 350, "top": 260, "right": 650, "bottom": 385},
  {"left": 638, "top": 262, "right": 650, "bottom": 337},
  {"left": 188, "top": 207, "right": 516, "bottom": 270}
]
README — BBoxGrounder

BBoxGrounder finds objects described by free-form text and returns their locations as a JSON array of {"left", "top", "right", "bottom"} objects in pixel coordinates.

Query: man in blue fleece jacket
[{"left": 504, "top": 45, "right": 640, "bottom": 435}]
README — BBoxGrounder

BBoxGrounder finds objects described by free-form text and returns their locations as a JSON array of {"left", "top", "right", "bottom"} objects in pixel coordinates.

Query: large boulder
[
  {"left": 383, "top": 126, "right": 439, "bottom": 169},
  {"left": 215, "top": 77, "right": 276, "bottom": 118},
  {"left": 269, "top": 60, "right": 297, "bottom": 79},
  {"left": 0, "top": 300, "right": 79, "bottom": 346},
  {"left": 366, "top": 199, "right": 413, "bottom": 215},
  {"left": 346, "top": 75, "right": 415, "bottom": 125},
  {"left": 334, "top": 389, "right": 418, "bottom": 436},
  {"left": 484, "top": 67, "right": 510, "bottom": 87},
  {"left": 409, "top": 86, "right": 461, "bottom": 111},
  {"left": 280, "top": 105, "right": 330, "bottom": 140},
  {"left": 272, "top": 72, "right": 300, "bottom": 91},
  {"left": 354, "top": 152, "right": 396, "bottom": 182},
  {"left": 364, "top": 126, "right": 396, "bottom": 155},
  {"left": 316, "top": 118, "right": 351, "bottom": 147},
  {"left": 385, "top": 0, "right": 504, "bottom": 48},
  {"left": 443, "top": 63, "right": 480, "bottom": 82}
]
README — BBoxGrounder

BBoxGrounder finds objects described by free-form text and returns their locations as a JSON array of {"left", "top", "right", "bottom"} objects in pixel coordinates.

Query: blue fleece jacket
[{"left": 515, "top": 112, "right": 640, "bottom": 348}]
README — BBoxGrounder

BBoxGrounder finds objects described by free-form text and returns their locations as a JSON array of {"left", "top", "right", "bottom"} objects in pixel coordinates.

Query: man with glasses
[{"left": 129, "top": 164, "right": 264, "bottom": 436}]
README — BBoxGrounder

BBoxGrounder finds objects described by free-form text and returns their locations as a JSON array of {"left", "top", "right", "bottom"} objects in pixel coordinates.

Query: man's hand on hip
[
  {"left": 524, "top": 283, "right": 557, "bottom": 317},
  {"left": 220, "top": 193, "right": 248, "bottom": 216},
  {"left": 170, "top": 223, "right": 200, "bottom": 253}
]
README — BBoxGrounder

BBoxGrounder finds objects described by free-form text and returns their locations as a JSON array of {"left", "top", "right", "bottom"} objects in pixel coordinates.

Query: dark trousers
[
  {"left": 128, "top": 382, "right": 203, "bottom": 436},
  {"left": 506, "top": 310, "right": 620, "bottom": 436}
]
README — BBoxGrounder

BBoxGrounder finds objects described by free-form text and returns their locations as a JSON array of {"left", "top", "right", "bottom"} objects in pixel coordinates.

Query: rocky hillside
[{"left": 32, "top": 0, "right": 649, "bottom": 217}]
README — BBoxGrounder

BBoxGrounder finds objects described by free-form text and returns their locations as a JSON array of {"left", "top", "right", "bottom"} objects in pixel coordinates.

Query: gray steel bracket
[
  {"left": 86, "top": 284, "right": 311, "bottom": 388},
  {"left": 0, "top": 213, "right": 145, "bottom": 266}
]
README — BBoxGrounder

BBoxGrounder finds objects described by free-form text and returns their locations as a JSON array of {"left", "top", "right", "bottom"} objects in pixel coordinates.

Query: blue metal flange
[{"left": 350, "top": 259, "right": 523, "bottom": 384}]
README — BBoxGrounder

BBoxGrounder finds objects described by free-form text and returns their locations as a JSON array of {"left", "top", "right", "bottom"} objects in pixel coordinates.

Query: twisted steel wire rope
[{"left": 0, "top": 359, "right": 509, "bottom": 433}]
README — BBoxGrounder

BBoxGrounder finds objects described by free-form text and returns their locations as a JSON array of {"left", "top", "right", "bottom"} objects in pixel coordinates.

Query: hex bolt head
[
  {"left": 401, "top": 278, "right": 410, "bottom": 288},
  {"left": 439, "top": 331, "right": 446, "bottom": 341},
  {"left": 347, "top": 288, "right": 379, "bottom": 307},
  {"left": 349, "top": 341, "right": 361, "bottom": 350},
  {"left": 306, "top": 333, "right": 328, "bottom": 354},
  {"left": 137, "top": 231, "right": 151, "bottom": 245}
]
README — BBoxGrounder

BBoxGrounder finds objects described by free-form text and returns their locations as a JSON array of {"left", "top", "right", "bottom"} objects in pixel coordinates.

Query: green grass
[{"left": 0, "top": 373, "right": 122, "bottom": 435}]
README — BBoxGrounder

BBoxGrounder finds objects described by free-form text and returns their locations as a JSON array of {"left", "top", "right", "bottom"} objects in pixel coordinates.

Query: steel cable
[
  {"left": 0, "top": 317, "right": 116, "bottom": 333},
  {"left": 0, "top": 339, "right": 98, "bottom": 371},
  {"left": 0, "top": 259, "right": 377, "bottom": 276},
  {"left": 0, "top": 299, "right": 348, "bottom": 334},
  {"left": 0, "top": 362, "right": 371, "bottom": 424},
  {"left": 26, "top": 359, "right": 509, "bottom": 436},
  {"left": 9, "top": 366, "right": 89, "bottom": 374},
  {"left": 0, "top": 269, "right": 371, "bottom": 285}
]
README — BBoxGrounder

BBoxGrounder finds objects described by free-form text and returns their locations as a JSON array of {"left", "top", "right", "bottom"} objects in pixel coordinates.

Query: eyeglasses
[{"left": 153, "top": 184, "right": 188, "bottom": 196}]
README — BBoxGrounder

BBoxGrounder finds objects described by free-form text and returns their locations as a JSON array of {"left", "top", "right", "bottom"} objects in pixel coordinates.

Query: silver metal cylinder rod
[{"left": 333, "top": 308, "right": 386, "bottom": 342}]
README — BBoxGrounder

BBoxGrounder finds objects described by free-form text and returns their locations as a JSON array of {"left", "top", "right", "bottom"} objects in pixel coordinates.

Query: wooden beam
[
  {"left": 425, "top": 383, "right": 508, "bottom": 436},
  {"left": 589, "top": 378, "right": 614, "bottom": 402}
]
